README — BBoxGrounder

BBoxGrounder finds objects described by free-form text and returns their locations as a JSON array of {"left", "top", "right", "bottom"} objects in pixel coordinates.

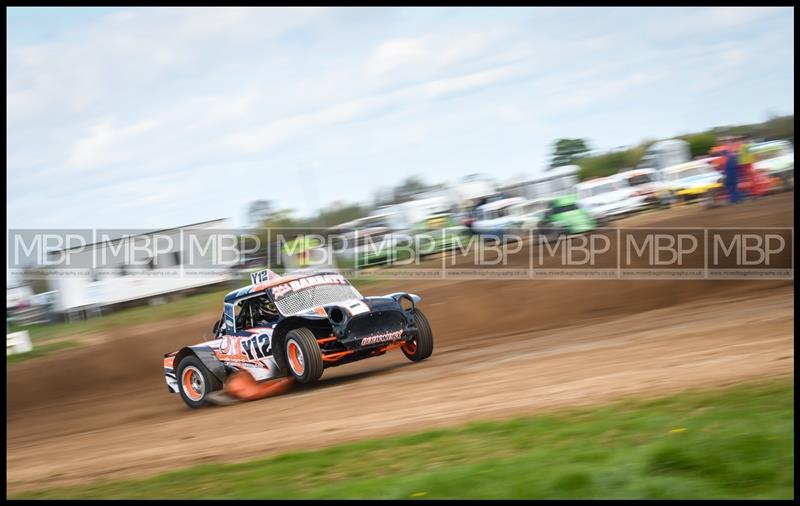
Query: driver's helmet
[{"left": 256, "top": 298, "right": 279, "bottom": 320}]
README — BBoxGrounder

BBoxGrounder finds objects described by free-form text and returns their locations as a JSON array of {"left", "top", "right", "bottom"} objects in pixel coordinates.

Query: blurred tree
[
  {"left": 576, "top": 141, "right": 649, "bottom": 181},
  {"left": 315, "top": 202, "right": 367, "bottom": 227},
  {"left": 263, "top": 209, "right": 301, "bottom": 229},
  {"left": 373, "top": 186, "right": 395, "bottom": 208},
  {"left": 246, "top": 200, "right": 274, "bottom": 227},
  {"left": 710, "top": 114, "right": 793, "bottom": 143},
  {"left": 550, "top": 138, "right": 590, "bottom": 169},
  {"left": 393, "top": 176, "right": 435, "bottom": 204},
  {"left": 679, "top": 133, "right": 718, "bottom": 158}
]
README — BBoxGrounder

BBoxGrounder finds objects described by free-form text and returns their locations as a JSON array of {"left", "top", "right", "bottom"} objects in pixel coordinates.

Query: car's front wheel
[
  {"left": 539, "top": 225, "right": 564, "bottom": 244},
  {"left": 284, "top": 328, "right": 324, "bottom": 384},
  {"left": 402, "top": 309, "right": 434, "bottom": 362},
  {"left": 176, "top": 355, "right": 222, "bottom": 409}
]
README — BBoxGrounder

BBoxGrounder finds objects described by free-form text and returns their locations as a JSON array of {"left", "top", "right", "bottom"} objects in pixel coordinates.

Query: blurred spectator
[
  {"left": 722, "top": 148, "right": 741, "bottom": 204},
  {"left": 738, "top": 137, "right": 767, "bottom": 199}
]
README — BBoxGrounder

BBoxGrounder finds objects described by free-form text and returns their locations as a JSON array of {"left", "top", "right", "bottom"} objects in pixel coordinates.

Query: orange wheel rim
[
  {"left": 287, "top": 341, "right": 305, "bottom": 375},
  {"left": 182, "top": 366, "right": 205, "bottom": 401},
  {"left": 402, "top": 339, "right": 417, "bottom": 354}
]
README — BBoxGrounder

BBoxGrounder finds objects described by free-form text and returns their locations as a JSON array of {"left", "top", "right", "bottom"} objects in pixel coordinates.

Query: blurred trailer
[
  {"left": 453, "top": 174, "right": 497, "bottom": 210},
  {"left": 44, "top": 219, "right": 237, "bottom": 321},
  {"left": 637, "top": 139, "right": 691, "bottom": 172},
  {"left": 498, "top": 165, "right": 580, "bottom": 201}
]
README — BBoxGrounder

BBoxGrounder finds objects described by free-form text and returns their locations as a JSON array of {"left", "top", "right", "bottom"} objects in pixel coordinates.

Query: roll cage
[{"left": 216, "top": 291, "right": 280, "bottom": 336}]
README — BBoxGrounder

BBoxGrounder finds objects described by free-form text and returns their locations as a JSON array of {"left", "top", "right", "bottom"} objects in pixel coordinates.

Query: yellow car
[{"left": 661, "top": 159, "right": 723, "bottom": 202}]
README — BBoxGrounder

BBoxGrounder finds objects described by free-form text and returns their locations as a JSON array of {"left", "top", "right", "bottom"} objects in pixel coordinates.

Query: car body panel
[
  {"left": 542, "top": 195, "right": 597, "bottom": 234},
  {"left": 576, "top": 175, "right": 647, "bottom": 221},
  {"left": 661, "top": 160, "right": 723, "bottom": 199},
  {"left": 751, "top": 140, "right": 794, "bottom": 179},
  {"left": 470, "top": 197, "right": 552, "bottom": 236}
]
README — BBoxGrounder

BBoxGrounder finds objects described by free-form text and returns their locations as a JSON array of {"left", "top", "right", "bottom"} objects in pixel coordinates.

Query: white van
[
  {"left": 575, "top": 175, "right": 646, "bottom": 224},
  {"left": 617, "top": 168, "right": 669, "bottom": 208},
  {"left": 470, "top": 197, "right": 533, "bottom": 236},
  {"left": 751, "top": 140, "right": 794, "bottom": 190}
]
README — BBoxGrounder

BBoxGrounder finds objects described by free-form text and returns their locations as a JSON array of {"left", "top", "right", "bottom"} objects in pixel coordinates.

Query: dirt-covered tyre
[
  {"left": 402, "top": 309, "right": 434, "bottom": 362},
  {"left": 284, "top": 328, "right": 324, "bottom": 384},
  {"left": 539, "top": 226, "right": 563, "bottom": 244},
  {"left": 176, "top": 355, "right": 222, "bottom": 409},
  {"left": 702, "top": 192, "right": 717, "bottom": 209}
]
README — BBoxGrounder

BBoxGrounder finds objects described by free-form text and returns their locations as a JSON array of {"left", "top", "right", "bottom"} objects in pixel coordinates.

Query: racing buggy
[{"left": 164, "top": 270, "right": 434, "bottom": 408}]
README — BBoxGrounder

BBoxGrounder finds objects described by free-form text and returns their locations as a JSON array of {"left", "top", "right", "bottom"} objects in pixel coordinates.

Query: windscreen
[
  {"left": 553, "top": 203, "right": 579, "bottom": 213},
  {"left": 626, "top": 174, "right": 653, "bottom": 186},
  {"left": 269, "top": 273, "right": 362, "bottom": 316},
  {"left": 680, "top": 165, "right": 714, "bottom": 178},
  {"left": 580, "top": 181, "right": 618, "bottom": 197},
  {"left": 755, "top": 146, "right": 787, "bottom": 161}
]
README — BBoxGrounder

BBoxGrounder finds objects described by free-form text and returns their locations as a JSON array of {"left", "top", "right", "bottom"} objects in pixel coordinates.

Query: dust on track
[{"left": 6, "top": 192, "right": 795, "bottom": 493}]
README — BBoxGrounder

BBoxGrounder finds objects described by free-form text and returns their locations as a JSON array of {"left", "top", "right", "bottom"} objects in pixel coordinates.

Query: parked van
[
  {"left": 617, "top": 168, "right": 670, "bottom": 208},
  {"left": 470, "top": 197, "right": 537, "bottom": 237},
  {"left": 751, "top": 140, "right": 794, "bottom": 191},
  {"left": 575, "top": 175, "right": 645, "bottom": 224}
]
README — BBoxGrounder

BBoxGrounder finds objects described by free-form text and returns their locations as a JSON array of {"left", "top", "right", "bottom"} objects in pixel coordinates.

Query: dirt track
[{"left": 6, "top": 193, "right": 795, "bottom": 493}]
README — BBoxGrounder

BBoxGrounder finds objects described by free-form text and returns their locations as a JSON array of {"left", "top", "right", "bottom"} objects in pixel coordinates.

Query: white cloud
[
  {"left": 66, "top": 120, "right": 158, "bottom": 171},
  {"left": 221, "top": 60, "right": 531, "bottom": 154},
  {"left": 366, "top": 26, "right": 513, "bottom": 80},
  {"left": 367, "top": 37, "right": 427, "bottom": 75}
]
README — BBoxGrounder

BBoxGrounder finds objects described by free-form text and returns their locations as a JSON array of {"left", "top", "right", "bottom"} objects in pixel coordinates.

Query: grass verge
[
  {"left": 6, "top": 340, "right": 80, "bottom": 365},
  {"left": 10, "top": 380, "right": 794, "bottom": 499}
]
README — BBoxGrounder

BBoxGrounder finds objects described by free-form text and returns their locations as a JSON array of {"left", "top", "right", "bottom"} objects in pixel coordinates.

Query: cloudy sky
[{"left": 6, "top": 7, "right": 794, "bottom": 230}]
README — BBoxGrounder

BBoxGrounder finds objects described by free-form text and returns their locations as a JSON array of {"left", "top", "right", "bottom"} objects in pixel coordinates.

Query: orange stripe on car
[{"left": 321, "top": 350, "right": 355, "bottom": 362}]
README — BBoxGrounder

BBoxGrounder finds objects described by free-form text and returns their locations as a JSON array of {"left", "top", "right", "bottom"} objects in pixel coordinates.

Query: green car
[
  {"left": 538, "top": 195, "right": 597, "bottom": 242},
  {"left": 337, "top": 229, "right": 402, "bottom": 269},
  {"left": 411, "top": 212, "right": 468, "bottom": 256}
]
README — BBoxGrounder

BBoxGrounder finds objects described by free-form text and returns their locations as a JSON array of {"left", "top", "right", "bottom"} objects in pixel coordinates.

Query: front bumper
[
  {"left": 676, "top": 183, "right": 722, "bottom": 197},
  {"left": 335, "top": 309, "right": 416, "bottom": 350}
]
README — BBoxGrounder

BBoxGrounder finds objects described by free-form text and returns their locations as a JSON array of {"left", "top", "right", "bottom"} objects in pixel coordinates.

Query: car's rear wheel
[
  {"left": 540, "top": 225, "right": 564, "bottom": 244},
  {"left": 285, "top": 328, "right": 324, "bottom": 384},
  {"left": 402, "top": 309, "right": 434, "bottom": 362},
  {"left": 176, "top": 355, "right": 221, "bottom": 409}
]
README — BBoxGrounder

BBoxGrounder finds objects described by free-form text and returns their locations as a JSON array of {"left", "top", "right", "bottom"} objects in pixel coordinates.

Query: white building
[
  {"left": 498, "top": 165, "right": 580, "bottom": 201},
  {"left": 45, "top": 219, "right": 237, "bottom": 319},
  {"left": 637, "top": 139, "right": 691, "bottom": 172}
]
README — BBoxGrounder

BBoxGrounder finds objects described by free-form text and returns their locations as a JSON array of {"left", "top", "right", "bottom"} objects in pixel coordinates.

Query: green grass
[
  {"left": 6, "top": 340, "right": 80, "bottom": 364},
  {"left": 11, "top": 380, "right": 793, "bottom": 499}
]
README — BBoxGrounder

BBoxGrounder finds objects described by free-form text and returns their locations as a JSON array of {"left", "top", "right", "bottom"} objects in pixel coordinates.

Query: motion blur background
[{"left": 5, "top": 6, "right": 795, "bottom": 499}]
